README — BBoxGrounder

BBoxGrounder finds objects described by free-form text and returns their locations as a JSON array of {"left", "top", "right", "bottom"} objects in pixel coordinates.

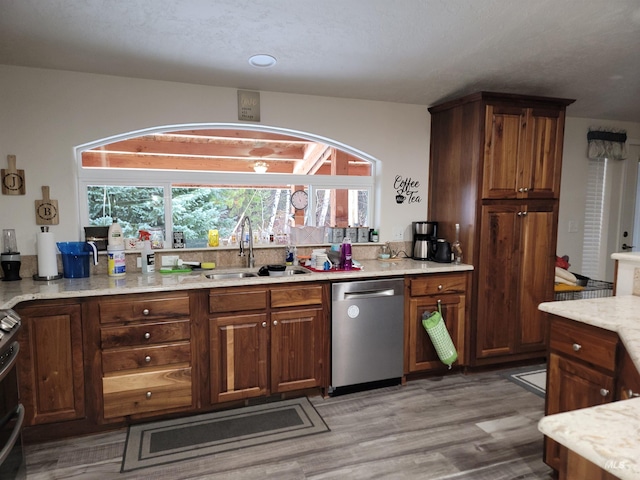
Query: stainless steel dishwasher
[{"left": 330, "top": 278, "right": 404, "bottom": 391}]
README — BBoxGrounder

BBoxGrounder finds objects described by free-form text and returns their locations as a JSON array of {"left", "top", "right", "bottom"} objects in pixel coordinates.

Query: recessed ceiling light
[{"left": 249, "top": 54, "right": 277, "bottom": 68}]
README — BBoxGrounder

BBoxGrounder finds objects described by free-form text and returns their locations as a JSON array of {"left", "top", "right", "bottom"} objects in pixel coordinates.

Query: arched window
[{"left": 77, "top": 124, "right": 376, "bottom": 247}]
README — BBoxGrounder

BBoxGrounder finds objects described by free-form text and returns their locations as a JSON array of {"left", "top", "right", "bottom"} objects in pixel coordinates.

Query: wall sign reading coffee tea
[{"left": 394, "top": 175, "right": 422, "bottom": 204}]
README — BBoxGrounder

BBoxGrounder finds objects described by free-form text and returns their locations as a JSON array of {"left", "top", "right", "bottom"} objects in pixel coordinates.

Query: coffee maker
[
  {"left": 1, "top": 229, "right": 21, "bottom": 281},
  {"left": 412, "top": 221, "right": 437, "bottom": 260}
]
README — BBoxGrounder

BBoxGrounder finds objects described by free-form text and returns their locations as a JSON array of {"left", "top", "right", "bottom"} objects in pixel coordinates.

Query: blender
[{"left": 1, "top": 229, "right": 21, "bottom": 281}]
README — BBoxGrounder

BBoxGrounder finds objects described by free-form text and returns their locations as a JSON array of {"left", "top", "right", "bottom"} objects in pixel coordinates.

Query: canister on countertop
[
  {"left": 107, "top": 245, "right": 126, "bottom": 277},
  {"left": 357, "top": 227, "right": 370, "bottom": 243},
  {"left": 345, "top": 227, "right": 358, "bottom": 243}
]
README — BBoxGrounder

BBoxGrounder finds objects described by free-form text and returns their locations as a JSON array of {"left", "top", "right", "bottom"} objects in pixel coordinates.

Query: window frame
[{"left": 75, "top": 123, "right": 378, "bottom": 243}]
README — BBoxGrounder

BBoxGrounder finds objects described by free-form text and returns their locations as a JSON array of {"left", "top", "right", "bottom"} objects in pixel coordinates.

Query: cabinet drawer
[
  {"left": 101, "top": 319, "right": 190, "bottom": 349},
  {"left": 409, "top": 274, "right": 467, "bottom": 297},
  {"left": 210, "top": 288, "right": 268, "bottom": 313},
  {"left": 98, "top": 294, "right": 190, "bottom": 324},
  {"left": 102, "top": 366, "right": 192, "bottom": 418},
  {"left": 102, "top": 342, "right": 191, "bottom": 373},
  {"left": 549, "top": 318, "right": 618, "bottom": 372},
  {"left": 270, "top": 284, "right": 323, "bottom": 308}
]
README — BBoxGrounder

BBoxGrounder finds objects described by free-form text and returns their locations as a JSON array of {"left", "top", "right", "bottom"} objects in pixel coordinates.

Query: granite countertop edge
[
  {"left": 0, "top": 259, "right": 473, "bottom": 309},
  {"left": 538, "top": 295, "right": 640, "bottom": 479}
]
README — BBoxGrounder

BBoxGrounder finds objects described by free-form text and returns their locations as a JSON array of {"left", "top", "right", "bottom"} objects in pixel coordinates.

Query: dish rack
[{"left": 554, "top": 278, "right": 614, "bottom": 301}]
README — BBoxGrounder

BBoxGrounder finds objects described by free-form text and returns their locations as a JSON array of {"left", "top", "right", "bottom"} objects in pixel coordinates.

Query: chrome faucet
[{"left": 239, "top": 216, "right": 255, "bottom": 268}]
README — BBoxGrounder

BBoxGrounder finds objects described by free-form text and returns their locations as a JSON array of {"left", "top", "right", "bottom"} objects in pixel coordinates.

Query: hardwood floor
[{"left": 24, "top": 368, "right": 553, "bottom": 479}]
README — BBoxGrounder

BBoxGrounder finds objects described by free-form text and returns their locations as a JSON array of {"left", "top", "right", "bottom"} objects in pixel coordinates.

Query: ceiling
[{"left": 1, "top": 0, "right": 639, "bottom": 122}]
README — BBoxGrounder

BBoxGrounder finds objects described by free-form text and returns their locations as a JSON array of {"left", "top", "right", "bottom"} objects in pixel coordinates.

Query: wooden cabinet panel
[
  {"left": 550, "top": 319, "right": 618, "bottom": 372},
  {"left": 98, "top": 294, "right": 190, "bottom": 324},
  {"left": 16, "top": 302, "right": 85, "bottom": 426},
  {"left": 409, "top": 274, "right": 467, "bottom": 297},
  {"left": 100, "top": 319, "right": 190, "bottom": 349},
  {"left": 617, "top": 347, "right": 640, "bottom": 400},
  {"left": 545, "top": 352, "right": 615, "bottom": 470},
  {"left": 525, "top": 108, "right": 563, "bottom": 199},
  {"left": 271, "top": 307, "right": 324, "bottom": 392},
  {"left": 209, "top": 313, "right": 268, "bottom": 403},
  {"left": 407, "top": 294, "right": 465, "bottom": 372},
  {"left": 103, "top": 366, "right": 192, "bottom": 418},
  {"left": 270, "top": 285, "right": 323, "bottom": 308},
  {"left": 102, "top": 342, "right": 191, "bottom": 373},
  {"left": 476, "top": 201, "right": 557, "bottom": 360},
  {"left": 209, "top": 288, "right": 267, "bottom": 313}
]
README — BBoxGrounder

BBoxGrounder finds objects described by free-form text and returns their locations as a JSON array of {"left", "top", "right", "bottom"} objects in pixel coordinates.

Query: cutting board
[
  {"left": 35, "top": 186, "right": 59, "bottom": 225},
  {"left": 1, "top": 155, "right": 26, "bottom": 195}
]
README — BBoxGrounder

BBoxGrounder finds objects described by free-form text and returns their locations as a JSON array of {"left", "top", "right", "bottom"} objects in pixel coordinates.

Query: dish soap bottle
[
  {"left": 108, "top": 218, "right": 124, "bottom": 247},
  {"left": 340, "top": 236, "right": 353, "bottom": 270}
]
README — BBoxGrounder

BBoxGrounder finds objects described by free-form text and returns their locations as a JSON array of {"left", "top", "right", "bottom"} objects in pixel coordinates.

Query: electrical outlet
[
  {"left": 136, "top": 256, "right": 141, "bottom": 268},
  {"left": 392, "top": 227, "right": 404, "bottom": 241},
  {"left": 568, "top": 220, "right": 578, "bottom": 233}
]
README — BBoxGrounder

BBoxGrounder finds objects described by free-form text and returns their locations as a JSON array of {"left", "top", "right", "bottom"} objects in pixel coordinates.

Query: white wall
[
  {"left": 557, "top": 117, "right": 640, "bottom": 281},
  {"left": 0, "top": 65, "right": 430, "bottom": 255}
]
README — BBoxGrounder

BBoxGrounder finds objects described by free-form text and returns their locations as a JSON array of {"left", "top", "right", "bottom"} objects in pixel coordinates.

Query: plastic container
[
  {"left": 107, "top": 245, "right": 126, "bottom": 277},
  {"left": 57, "top": 241, "right": 98, "bottom": 278},
  {"left": 141, "top": 240, "right": 155, "bottom": 274},
  {"left": 108, "top": 219, "right": 124, "bottom": 247},
  {"left": 208, "top": 229, "right": 219, "bottom": 247}
]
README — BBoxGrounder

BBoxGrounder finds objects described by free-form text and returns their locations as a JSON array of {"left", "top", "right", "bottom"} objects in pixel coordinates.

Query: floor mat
[
  {"left": 500, "top": 364, "right": 546, "bottom": 399},
  {"left": 121, "top": 396, "right": 329, "bottom": 472}
]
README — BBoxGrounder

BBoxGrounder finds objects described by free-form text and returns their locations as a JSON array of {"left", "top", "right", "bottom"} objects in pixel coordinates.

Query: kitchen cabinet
[
  {"left": 15, "top": 300, "right": 85, "bottom": 426},
  {"left": 544, "top": 316, "right": 618, "bottom": 472},
  {"left": 92, "top": 292, "right": 196, "bottom": 421},
  {"left": 617, "top": 347, "right": 640, "bottom": 400},
  {"left": 209, "top": 283, "right": 329, "bottom": 403},
  {"left": 405, "top": 273, "right": 469, "bottom": 372},
  {"left": 428, "top": 91, "right": 573, "bottom": 366},
  {"left": 475, "top": 201, "right": 557, "bottom": 360}
]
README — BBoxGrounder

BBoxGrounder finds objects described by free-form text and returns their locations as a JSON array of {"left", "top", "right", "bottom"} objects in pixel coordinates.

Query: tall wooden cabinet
[{"left": 428, "top": 92, "right": 574, "bottom": 366}]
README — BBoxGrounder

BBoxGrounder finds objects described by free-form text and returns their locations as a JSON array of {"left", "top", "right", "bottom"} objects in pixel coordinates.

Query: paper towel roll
[{"left": 37, "top": 230, "right": 59, "bottom": 277}]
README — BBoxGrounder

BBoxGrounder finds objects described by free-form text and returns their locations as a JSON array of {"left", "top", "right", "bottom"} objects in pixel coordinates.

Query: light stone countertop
[
  {"left": 0, "top": 258, "right": 473, "bottom": 309},
  {"left": 538, "top": 295, "right": 640, "bottom": 480}
]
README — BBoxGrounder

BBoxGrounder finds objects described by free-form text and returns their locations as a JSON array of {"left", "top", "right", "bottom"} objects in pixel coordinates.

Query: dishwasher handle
[{"left": 344, "top": 288, "right": 396, "bottom": 300}]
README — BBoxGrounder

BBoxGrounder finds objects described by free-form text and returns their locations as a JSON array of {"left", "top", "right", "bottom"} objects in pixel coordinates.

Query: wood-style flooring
[{"left": 24, "top": 368, "right": 553, "bottom": 479}]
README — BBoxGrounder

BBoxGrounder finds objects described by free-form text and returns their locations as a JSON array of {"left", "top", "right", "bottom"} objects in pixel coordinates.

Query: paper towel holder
[{"left": 33, "top": 226, "right": 62, "bottom": 281}]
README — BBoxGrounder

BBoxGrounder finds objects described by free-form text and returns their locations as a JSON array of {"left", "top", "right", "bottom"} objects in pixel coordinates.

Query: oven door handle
[
  {"left": 0, "top": 404, "right": 24, "bottom": 465},
  {"left": 0, "top": 341, "right": 20, "bottom": 384}
]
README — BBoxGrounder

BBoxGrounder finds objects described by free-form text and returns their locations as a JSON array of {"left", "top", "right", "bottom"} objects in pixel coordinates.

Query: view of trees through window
[{"left": 87, "top": 185, "right": 369, "bottom": 247}]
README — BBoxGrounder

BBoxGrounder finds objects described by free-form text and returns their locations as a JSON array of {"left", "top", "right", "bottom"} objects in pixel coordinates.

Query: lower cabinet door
[
  {"left": 16, "top": 302, "right": 85, "bottom": 426},
  {"left": 271, "top": 308, "right": 324, "bottom": 393},
  {"left": 210, "top": 313, "right": 268, "bottom": 403},
  {"left": 544, "top": 352, "right": 615, "bottom": 470},
  {"left": 408, "top": 295, "right": 465, "bottom": 372}
]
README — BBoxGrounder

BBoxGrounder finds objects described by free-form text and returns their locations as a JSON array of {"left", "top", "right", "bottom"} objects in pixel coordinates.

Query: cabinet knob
[
  {"left": 146, "top": 391, "right": 152, "bottom": 399},
  {"left": 600, "top": 388, "right": 609, "bottom": 397},
  {"left": 518, "top": 187, "right": 524, "bottom": 193},
  {"left": 437, "top": 284, "right": 443, "bottom": 290},
  {"left": 273, "top": 320, "right": 278, "bottom": 326},
  {"left": 142, "top": 308, "right": 150, "bottom": 316},
  {"left": 145, "top": 355, "right": 151, "bottom": 363},
  {"left": 523, "top": 187, "right": 529, "bottom": 192},
  {"left": 628, "top": 389, "right": 640, "bottom": 398},
  {"left": 572, "top": 343, "right": 582, "bottom": 352},
  {"left": 262, "top": 321, "right": 267, "bottom": 328},
  {"left": 517, "top": 211, "right": 523, "bottom": 216},
  {"left": 144, "top": 332, "right": 151, "bottom": 340}
]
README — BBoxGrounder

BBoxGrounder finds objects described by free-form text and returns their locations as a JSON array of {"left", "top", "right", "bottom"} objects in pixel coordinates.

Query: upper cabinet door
[{"left": 482, "top": 105, "right": 564, "bottom": 200}]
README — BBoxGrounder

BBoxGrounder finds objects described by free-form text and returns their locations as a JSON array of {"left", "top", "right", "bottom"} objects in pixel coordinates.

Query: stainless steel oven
[{"left": 0, "top": 309, "right": 25, "bottom": 480}]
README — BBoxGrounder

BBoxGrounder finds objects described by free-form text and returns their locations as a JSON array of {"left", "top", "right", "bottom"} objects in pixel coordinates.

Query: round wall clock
[{"left": 290, "top": 190, "right": 309, "bottom": 210}]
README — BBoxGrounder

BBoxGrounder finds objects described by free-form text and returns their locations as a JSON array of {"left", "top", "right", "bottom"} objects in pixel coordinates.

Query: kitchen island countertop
[
  {"left": 538, "top": 296, "right": 640, "bottom": 480},
  {"left": 0, "top": 258, "right": 473, "bottom": 309}
]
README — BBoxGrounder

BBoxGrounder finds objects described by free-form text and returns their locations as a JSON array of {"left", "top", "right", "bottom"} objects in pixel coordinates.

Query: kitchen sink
[{"left": 203, "top": 271, "right": 258, "bottom": 280}]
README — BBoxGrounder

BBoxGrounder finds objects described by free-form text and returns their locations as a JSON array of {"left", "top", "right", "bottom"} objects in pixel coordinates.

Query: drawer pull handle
[
  {"left": 600, "top": 388, "right": 609, "bottom": 397},
  {"left": 144, "top": 332, "right": 151, "bottom": 340},
  {"left": 144, "top": 355, "right": 151, "bottom": 363},
  {"left": 146, "top": 391, "right": 152, "bottom": 399},
  {"left": 273, "top": 320, "right": 278, "bottom": 326},
  {"left": 438, "top": 284, "right": 443, "bottom": 290},
  {"left": 142, "top": 309, "right": 150, "bottom": 316},
  {"left": 572, "top": 343, "right": 582, "bottom": 352},
  {"left": 261, "top": 321, "right": 267, "bottom": 328}
]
